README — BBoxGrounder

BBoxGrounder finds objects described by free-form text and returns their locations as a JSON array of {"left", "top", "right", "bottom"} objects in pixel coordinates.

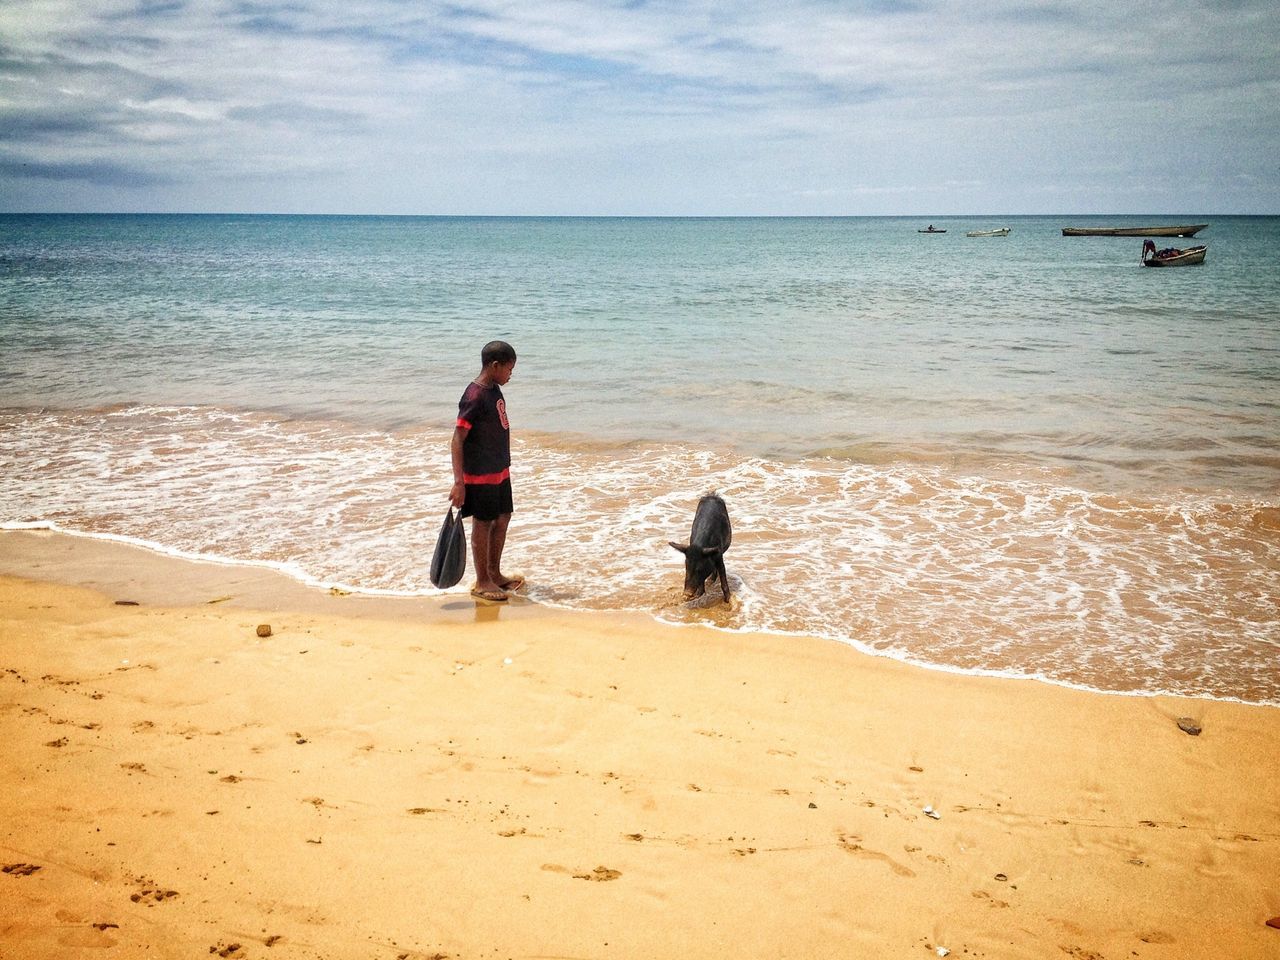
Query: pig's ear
[
  {"left": 669, "top": 541, "right": 689, "bottom": 554},
  {"left": 700, "top": 546, "right": 720, "bottom": 557}
]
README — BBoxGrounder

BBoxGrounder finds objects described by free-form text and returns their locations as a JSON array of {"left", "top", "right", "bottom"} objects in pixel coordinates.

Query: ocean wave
[{"left": 3, "top": 403, "right": 1278, "bottom": 705}]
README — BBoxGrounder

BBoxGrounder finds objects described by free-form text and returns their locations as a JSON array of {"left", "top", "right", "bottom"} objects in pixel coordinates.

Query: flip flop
[
  {"left": 499, "top": 576, "right": 525, "bottom": 592},
  {"left": 470, "top": 588, "right": 509, "bottom": 604}
]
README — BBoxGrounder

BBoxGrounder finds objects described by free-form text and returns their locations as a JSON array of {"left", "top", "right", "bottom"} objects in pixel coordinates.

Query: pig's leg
[{"left": 716, "top": 557, "right": 730, "bottom": 602}]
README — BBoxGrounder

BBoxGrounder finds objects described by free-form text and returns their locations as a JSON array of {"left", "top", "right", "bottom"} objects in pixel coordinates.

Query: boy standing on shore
[{"left": 449, "top": 340, "right": 522, "bottom": 603}]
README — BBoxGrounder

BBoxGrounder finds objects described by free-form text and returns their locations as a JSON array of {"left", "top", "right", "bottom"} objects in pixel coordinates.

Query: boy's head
[{"left": 481, "top": 340, "right": 517, "bottom": 366}]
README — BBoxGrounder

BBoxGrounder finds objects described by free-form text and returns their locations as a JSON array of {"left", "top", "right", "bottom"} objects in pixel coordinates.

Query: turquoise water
[{"left": 2, "top": 214, "right": 1278, "bottom": 702}]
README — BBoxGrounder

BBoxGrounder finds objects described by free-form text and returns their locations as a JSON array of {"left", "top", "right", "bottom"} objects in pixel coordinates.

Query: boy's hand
[{"left": 449, "top": 481, "right": 466, "bottom": 508}]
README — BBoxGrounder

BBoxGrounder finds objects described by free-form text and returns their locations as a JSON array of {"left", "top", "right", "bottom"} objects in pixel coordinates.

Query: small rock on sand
[
  {"left": 256, "top": 624, "right": 272, "bottom": 638},
  {"left": 1176, "top": 717, "right": 1202, "bottom": 736},
  {"left": 1266, "top": 917, "right": 1280, "bottom": 930}
]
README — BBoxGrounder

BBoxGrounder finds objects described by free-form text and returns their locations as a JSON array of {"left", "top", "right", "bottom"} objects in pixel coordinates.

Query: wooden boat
[
  {"left": 965, "top": 227, "right": 1011, "bottom": 237},
  {"left": 918, "top": 225, "right": 946, "bottom": 233},
  {"left": 1141, "top": 241, "right": 1207, "bottom": 266},
  {"left": 1062, "top": 224, "right": 1207, "bottom": 238}
]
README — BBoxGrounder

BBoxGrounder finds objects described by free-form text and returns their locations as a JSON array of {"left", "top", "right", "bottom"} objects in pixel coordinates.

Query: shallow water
[{"left": 2, "top": 214, "right": 1277, "bottom": 703}]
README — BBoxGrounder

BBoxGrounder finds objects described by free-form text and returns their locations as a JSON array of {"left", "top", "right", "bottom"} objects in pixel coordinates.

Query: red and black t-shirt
[{"left": 456, "top": 382, "right": 510, "bottom": 484}]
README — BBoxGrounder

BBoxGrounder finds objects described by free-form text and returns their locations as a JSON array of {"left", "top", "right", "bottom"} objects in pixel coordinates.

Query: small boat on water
[
  {"left": 1063, "top": 224, "right": 1208, "bottom": 238},
  {"left": 1141, "top": 240, "right": 1207, "bottom": 267},
  {"left": 965, "top": 227, "right": 1011, "bottom": 237},
  {"left": 918, "top": 225, "right": 946, "bottom": 233}
]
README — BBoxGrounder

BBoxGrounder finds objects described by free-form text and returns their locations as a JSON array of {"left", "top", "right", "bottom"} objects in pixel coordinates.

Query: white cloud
[{"left": 1, "top": 0, "right": 1277, "bottom": 213}]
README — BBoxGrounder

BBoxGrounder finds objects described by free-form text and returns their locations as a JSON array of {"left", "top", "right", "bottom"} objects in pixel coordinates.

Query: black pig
[{"left": 668, "top": 494, "right": 732, "bottom": 602}]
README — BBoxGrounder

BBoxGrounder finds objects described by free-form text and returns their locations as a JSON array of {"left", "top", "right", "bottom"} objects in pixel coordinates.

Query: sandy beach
[{"left": 2, "top": 530, "right": 1278, "bottom": 959}]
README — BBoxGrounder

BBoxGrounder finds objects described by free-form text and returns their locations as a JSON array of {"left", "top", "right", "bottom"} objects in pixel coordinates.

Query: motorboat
[{"left": 1141, "top": 240, "right": 1207, "bottom": 266}]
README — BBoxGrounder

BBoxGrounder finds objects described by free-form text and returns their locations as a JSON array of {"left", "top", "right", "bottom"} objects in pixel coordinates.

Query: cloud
[
  {"left": 0, "top": 0, "right": 1277, "bottom": 213},
  {"left": 225, "top": 101, "right": 366, "bottom": 129},
  {"left": 0, "top": 156, "right": 172, "bottom": 187}
]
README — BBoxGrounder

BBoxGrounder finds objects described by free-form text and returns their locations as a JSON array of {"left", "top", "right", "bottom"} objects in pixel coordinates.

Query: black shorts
[{"left": 459, "top": 478, "right": 513, "bottom": 522}]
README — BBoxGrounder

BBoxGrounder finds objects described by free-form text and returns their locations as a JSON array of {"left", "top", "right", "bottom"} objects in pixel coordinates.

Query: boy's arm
[{"left": 449, "top": 425, "right": 468, "bottom": 508}]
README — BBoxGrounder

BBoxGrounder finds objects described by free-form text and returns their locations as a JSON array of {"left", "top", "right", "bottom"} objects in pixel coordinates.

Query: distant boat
[
  {"left": 918, "top": 225, "right": 946, "bottom": 233},
  {"left": 1141, "top": 240, "right": 1207, "bottom": 267},
  {"left": 965, "top": 227, "right": 1011, "bottom": 237},
  {"left": 1062, "top": 224, "right": 1208, "bottom": 238}
]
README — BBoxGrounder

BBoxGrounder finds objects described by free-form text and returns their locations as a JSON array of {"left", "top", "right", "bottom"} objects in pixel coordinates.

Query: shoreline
[
  {"left": 2, "top": 530, "right": 1279, "bottom": 958},
  {"left": 4, "top": 525, "right": 1276, "bottom": 709}
]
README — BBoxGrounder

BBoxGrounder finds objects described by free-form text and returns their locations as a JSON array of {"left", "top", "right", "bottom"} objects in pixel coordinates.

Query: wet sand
[{"left": 2, "top": 530, "right": 1278, "bottom": 959}]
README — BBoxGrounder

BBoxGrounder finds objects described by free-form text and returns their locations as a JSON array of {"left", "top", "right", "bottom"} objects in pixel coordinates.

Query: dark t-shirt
[{"left": 456, "top": 382, "right": 510, "bottom": 483}]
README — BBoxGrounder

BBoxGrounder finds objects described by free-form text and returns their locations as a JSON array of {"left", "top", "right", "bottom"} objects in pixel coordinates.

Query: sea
[{"left": 2, "top": 213, "right": 1277, "bottom": 705}]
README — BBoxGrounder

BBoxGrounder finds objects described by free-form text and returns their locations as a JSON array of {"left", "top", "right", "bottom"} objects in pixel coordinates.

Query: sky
[{"left": 2, "top": 0, "right": 1278, "bottom": 216}]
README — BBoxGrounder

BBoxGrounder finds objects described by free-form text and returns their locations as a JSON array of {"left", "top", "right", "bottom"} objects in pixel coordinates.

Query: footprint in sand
[
  {"left": 1060, "top": 948, "right": 1105, "bottom": 960},
  {"left": 541, "top": 864, "right": 622, "bottom": 882},
  {"left": 57, "top": 926, "right": 119, "bottom": 949},
  {"left": 573, "top": 866, "right": 622, "bottom": 882},
  {"left": 972, "top": 889, "right": 1009, "bottom": 908},
  {"left": 836, "top": 833, "right": 916, "bottom": 877},
  {"left": 130, "top": 886, "right": 179, "bottom": 904},
  {"left": 3, "top": 863, "right": 42, "bottom": 876}
]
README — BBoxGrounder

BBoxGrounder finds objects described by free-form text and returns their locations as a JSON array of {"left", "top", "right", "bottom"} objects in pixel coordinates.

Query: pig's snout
[{"left": 682, "top": 582, "right": 707, "bottom": 601}]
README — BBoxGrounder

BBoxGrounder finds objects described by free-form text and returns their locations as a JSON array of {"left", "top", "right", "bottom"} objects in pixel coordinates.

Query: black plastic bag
[{"left": 429, "top": 507, "right": 467, "bottom": 588}]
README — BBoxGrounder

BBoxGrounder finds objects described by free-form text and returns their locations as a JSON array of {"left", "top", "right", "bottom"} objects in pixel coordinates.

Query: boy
[{"left": 449, "top": 340, "right": 521, "bottom": 603}]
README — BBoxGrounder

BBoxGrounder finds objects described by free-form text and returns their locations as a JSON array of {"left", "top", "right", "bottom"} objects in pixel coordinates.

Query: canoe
[
  {"left": 918, "top": 227, "right": 946, "bottom": 233},
  {"left": 1141, "top": 244, "right": 1207, "bottom": 267},
  {"left": 966, "top": 227, "right": 1011, "bottom": 237},
  {"left": 1062, "top": 224, "right": 1207, "bottom": 238}
]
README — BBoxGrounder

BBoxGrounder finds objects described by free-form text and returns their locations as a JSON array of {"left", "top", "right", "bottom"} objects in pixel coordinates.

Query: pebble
[
  {"left": 1176, "top": 717, "right": 1202, "bottom": 736},
  {"left": 256, "top": 624, "right": 272, "bottom": 638},
  {"left": 923, "top": 805, "right": 941, "bottom": 820}
]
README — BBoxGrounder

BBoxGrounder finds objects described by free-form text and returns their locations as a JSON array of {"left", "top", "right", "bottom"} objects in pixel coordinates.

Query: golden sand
[{"left": 1, "top": 531, "right": 1278, "bottom": 959}]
